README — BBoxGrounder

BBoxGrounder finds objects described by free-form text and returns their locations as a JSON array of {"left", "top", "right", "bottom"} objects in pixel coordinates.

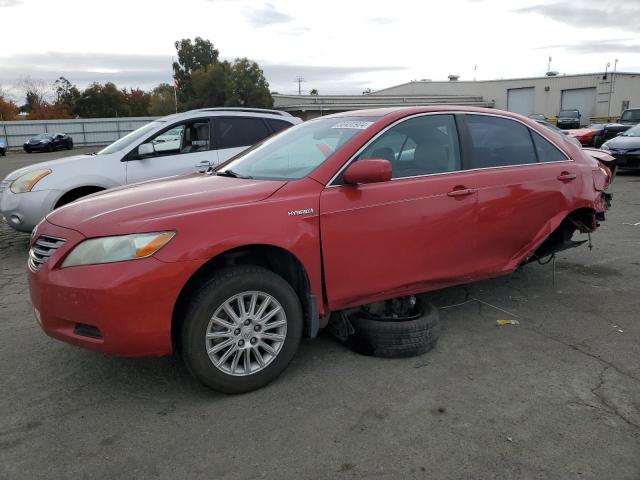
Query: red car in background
[
  {"left": 568, "top": 123, "right": 632, "bottom": 147},
  {"left": 28, "top": 106, "right": 615, "bottom": 393}
]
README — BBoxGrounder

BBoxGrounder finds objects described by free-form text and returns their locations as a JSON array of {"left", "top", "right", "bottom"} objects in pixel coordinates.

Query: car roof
[
  {"left": 157, "top": 107, "right": 299, "bottom": 124},
  {"left": 321, "top": 105, "right": 515, "bottom": 119}
]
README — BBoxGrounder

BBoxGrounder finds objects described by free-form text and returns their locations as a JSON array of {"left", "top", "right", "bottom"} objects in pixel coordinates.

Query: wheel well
[
  {"left": 55, "top": 186, "right": 105, "bottom": 208},
  {"left": 529, "top": 208, "right": 597, "bottom": 261},
  {"left": 172, "top": 245, "right": 315, "bottom": 352}
]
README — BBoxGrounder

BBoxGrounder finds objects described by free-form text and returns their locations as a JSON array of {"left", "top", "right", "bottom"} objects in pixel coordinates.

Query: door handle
[
  {"left": 557, "top": 172, "right": 577, "bottom": 181},
  {"left": 447, "top": 188, "right": 475, "bottom": 197}
]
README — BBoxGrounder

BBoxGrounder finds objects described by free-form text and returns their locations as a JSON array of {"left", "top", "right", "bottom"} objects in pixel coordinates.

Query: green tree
[
  {"left": 74, "top": 82, "right": 129, "bottom": 118},
  {"left": 149, "top": 83, "right": 176, "bottom": 116},
  {"left": 309, "top": 88, "right": 319, "bottom": 95},
  {"left": 53, "top": 77, "right": 80, "bottom": 111},
  {"left": 191, "top": 61, "right": 233, "bottom": 109},
  {"left": 123, "top": 88, "right": 150, "bottom": 116},
  {"left": 173, "top": 37, "right": 219, "bottom": 108},
  {"left": 227, "top": 58, "right": 273, "bottom": 108}
]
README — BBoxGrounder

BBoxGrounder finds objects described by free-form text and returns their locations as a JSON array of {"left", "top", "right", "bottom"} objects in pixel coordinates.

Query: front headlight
[
  {"left": 10, "top": 169, "right": 51, "bottom": 193},
  {"left": 62, "top": 232, "right": 175, "bottom": 268},
  {"left": 600, "top": 143, "right": 611, "bottom": 151}
]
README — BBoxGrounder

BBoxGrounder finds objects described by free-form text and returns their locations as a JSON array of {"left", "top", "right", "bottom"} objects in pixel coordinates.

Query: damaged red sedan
[{"left": 28, "top": 106, "right": 614, "bottom": 393}]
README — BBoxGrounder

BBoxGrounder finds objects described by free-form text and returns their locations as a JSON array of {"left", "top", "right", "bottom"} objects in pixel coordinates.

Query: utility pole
[
  {"left": 608, "top": 59, "right": 618, "bottom": 121},
  {"left": 547, "top": 56, "right": 552, "bottom": 73},
  {"left": 473, "top": 64, "right": 478, "bottom": 81},
  {"left": 295, "top": 76, "right": 305, "bottom": 95}
]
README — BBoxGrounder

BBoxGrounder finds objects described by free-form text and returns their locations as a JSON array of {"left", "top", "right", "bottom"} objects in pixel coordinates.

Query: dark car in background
[
  {"left": 557, "top": 109, "right": 581, "bottom": 129},
  {"left": 23, "top": 133, "right": 73, "bottom": 153},
  {"left": 0, "top": 138, "right": 6, "bottom": 156},
  {"left": 601, "top": 124, "right": 640, "bottom": 170},
  {"left": 568, "top": 123, "right": 631, "bottom": 148}
]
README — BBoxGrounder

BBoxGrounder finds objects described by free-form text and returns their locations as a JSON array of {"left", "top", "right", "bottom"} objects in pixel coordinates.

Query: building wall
[{"left": 372, "top": 73, "right": 640, "bottom": 122}]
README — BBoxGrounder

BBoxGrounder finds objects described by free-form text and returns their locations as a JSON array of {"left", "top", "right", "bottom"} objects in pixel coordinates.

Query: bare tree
[{"left": 18, "top": 76, "right": 51, "bottom": 112}]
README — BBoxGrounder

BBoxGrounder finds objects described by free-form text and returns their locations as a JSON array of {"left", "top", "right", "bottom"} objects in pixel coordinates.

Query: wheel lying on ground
[
  {"left": 181, "top": 265, "right": 303, "bottom": 394},
  {"left": 342, "top": 297, "right": 440, "bottom": 358}
]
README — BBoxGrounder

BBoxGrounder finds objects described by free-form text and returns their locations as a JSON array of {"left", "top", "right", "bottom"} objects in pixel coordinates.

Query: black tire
[
  {"left": 24, "top": 148, "right": 31, "bottom": 154},
  {"left": 67, "top": 142, "right": 73, "bottom": 150},
  {"left": 0, "top": 149, "right": 5, "bottom": 157},
  {"left": 181, "top": 265, "right": 303, "bottom": 394},
  {"left": 344, "top": 299, "right": 440, "bottom": 358},
  {"left": 47, "top": 144, "right": 53, "bottom": 153}
]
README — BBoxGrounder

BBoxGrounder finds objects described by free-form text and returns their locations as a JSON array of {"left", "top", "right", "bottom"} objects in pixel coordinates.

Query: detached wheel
[
  {"left": 181, "top": 265, "right": 303, "bottom": 394},
  {"left": 344, "top": 298, "right": 440, "bottom": 358}
]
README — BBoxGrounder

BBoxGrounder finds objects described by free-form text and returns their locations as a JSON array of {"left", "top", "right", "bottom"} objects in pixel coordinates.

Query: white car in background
[{"left": 0, "top": 108, "right": 301, "bottom": 232}]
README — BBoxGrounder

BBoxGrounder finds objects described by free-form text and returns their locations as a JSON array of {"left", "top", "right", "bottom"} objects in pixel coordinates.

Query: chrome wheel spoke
[
  {"left": 223, "top": 302, "right": 241, "bottom": 324},
  {"left": 254, "top": 297, "right": 271, "bottom": 319},
  {"left": 206, "top": 330, "right": 232, "bottom": 339},
  {"left": 253, "top": 347, "right": 265, "bottom": 368},
  {"left": 208, "top": 337, "right": 234, "bottom": 355},
  {"left": 243, "top": 348, "right": 251, "bottom": 373},
  {"left": 258, "top": 305, "right": 282, "bottom": 324},
  {"left": 211, "top": 316, "right": 234, "bottom": 329},
  {"left": 230, "top": 349, "right": 241, "bottom": 373},
  {"left": 247, "top": 293, "right": 258, "bottom": 317},
  {"left": 261, "top": 332, "right": 285, "bottom": 342},
  {"left": 261, "top": 341, "right": 278, "bottom": 357},
  {"left": 263, "top": 319, "right": 286, "bottom": 330},
  {"left": 216, "top": 343, "right": 237, "bottom": 366}
]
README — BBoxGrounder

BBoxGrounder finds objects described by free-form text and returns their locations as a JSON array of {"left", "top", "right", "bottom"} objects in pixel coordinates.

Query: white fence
[{"left": 0, "top": 117, "right": 160, "bottom": 150}]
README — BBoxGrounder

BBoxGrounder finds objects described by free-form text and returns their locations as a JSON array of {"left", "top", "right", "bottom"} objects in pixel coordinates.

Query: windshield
[
  {"left": 218, "top": 116, "right": 377, "bottom": 180},
  {"left": 620, "top": 110, "right": 640, "bottom": 123},
  {"left": 33, "top": 133, "right": 52, "bottom": 140},
  {"left": 559, "top": 110, "right": 579, "bottom": 118},
  {"left": 621, "top": 124, "right": 640, "bottom": 137},
  {"left": 98, "top": 122, "right": 161, "bottom": 155}
]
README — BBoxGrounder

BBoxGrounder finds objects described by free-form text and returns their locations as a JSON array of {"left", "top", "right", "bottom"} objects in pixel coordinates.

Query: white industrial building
[{"left": 274, "top": 72, "right": 640, "bottom": 124}]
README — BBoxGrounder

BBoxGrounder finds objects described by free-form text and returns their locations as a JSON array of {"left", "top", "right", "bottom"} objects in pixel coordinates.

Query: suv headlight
[
  {"left": 600, "top": 143, "right": 611, "bottom": 151},
  {"left": 62, "top": 232, "right": 175, "bottom": 268},
  {"left": 10, "top": 169, "right": 51, "bottom": 193}
]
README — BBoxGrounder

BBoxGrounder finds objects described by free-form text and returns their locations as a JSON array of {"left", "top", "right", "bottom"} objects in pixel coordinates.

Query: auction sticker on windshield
[{"left": 331, "top": 121, "right": 374, "bottom": 130}]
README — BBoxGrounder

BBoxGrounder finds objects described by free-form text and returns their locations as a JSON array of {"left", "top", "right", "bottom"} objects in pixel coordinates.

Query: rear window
[
  {"left": 559, "top": 110, "right": 579, "bottom": 118},
  {"left": 267, "top": 118, "right": 293, "bottom": 134},
  {"left": 531, "top": 131, "right": 567, "bottom": 163},
  {"left": 620, "top": 109, "right": 640, "bottom": 122},
  {"left": 216, "top": 117, "right": 271, "bottom": 149},
  {"left": 465, "top": 115, "right": 537, "bottom": 168}
]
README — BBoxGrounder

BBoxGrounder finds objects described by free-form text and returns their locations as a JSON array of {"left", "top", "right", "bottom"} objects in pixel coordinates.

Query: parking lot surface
[{"left": 1, "top": 150, "right": 639, "bottom": 479}]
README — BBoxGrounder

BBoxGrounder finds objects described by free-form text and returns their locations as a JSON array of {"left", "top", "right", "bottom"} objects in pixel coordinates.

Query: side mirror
[
  {"left": 343, "top": 159, "right": 392, "bottom": 185},
  {"left": 137, "top": 143, "right": 155, "bottom": 157}
]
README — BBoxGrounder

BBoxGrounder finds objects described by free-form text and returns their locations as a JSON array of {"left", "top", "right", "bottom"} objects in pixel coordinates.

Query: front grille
[{"left": 28, "top": 235, "right": 66, "bottom": 272}]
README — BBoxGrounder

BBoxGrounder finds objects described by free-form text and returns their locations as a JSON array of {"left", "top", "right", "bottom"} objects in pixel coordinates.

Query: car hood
[
  {"left": 568, "top": 128, "right": 598, "bottom": 137},
  {"left": 3, "top": 152, "right": 113, "bottom": 181},
  {"left": 46, "top": 173, "right": 287, "bottom": 235},
  {"left": 604, "top": 136, "right": 640, "bottom": 151}
]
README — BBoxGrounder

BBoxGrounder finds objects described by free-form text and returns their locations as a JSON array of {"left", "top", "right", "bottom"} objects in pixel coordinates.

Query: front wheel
[{"left": 181, "top": 266, "right": 303, "bottom": 394}]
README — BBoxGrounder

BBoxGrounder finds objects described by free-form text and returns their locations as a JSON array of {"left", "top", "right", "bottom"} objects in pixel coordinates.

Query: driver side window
[
  {"left": 146, "top": 120, "right": 210, "bottom": 156},
  {"left": 355, "top": 114, "right": 461, "bottom": 179}
]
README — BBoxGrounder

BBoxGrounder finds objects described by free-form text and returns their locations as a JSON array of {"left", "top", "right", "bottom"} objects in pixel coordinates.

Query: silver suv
[{"left": 1, "top": 108, "right": 301, "bottom": 232}]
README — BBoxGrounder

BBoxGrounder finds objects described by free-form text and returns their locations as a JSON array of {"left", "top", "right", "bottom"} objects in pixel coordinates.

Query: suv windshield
[
  {"left": 218, "top": 116, "right": 377, "bottom": 180},
  {"left": 98, "top": 122, "right": 162, "bottom": 155},
  {"left": 621, "top": 124, "right": 640, "bottom": 137},
  {"left": 559, "top": 110, "right": 579, "bottom": 118},
  {"left": 620, "top": 109, "right": 640, "bottom": 123}
]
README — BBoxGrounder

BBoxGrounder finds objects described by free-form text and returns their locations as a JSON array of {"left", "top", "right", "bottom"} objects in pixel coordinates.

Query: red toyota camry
[{"left": 28, "top": 106, "right": 615, "bottom": 393}]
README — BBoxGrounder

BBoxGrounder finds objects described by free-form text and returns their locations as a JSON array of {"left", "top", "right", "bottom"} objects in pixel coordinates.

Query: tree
[
  {"left": 53, "top": 77, "right": 80, "bottom": 111},
  {"left": 191, "top": 62, "right": 233, "bottom": 109},
  {"left": 123, "top": 88, "right": 150, "bottom": 116},
  {"left": 309, "top": 88, "right": 319, "bottom": 95},
  {"left": 19, "top": 77, "right": 50, "bottom": 112},
  {"left": 173, "top": 37, "right": 219, "bottom": 108},
  {"left": 227, "top": 58, "right": 273, "bottom": 108},
  {"left": 28, "top": 103, "right": 74, "bottom": 120},
  {"left": 149, "top": 83, "right": 176, "bottom": 116},
  {"left": 0, "top": 94, "right": 18, "bottom": 121},
  {"left": 74, "top": 82, "right": 129, "bottom": 118}
]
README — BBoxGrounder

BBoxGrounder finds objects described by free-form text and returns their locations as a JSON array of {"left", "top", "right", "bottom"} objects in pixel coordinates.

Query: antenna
[{"left": 295, "top": 76, "right": 305, "bottom": 95}]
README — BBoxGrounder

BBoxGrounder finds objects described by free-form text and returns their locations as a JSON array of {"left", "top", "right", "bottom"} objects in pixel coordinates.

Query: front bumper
[
  {"left": 28, "top": 221, "right": 204, "bottom": 357},
  {"left": 0, "top": 188, "right": 61, "bottom": 232},
  {"left": 24, "top": 143, "right": 48, "bottom": 152}
]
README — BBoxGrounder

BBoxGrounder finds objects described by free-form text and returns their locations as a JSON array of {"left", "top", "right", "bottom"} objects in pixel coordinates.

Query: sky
[{"left": 1, "top": 0, "right": 639, "bottom": 101}]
